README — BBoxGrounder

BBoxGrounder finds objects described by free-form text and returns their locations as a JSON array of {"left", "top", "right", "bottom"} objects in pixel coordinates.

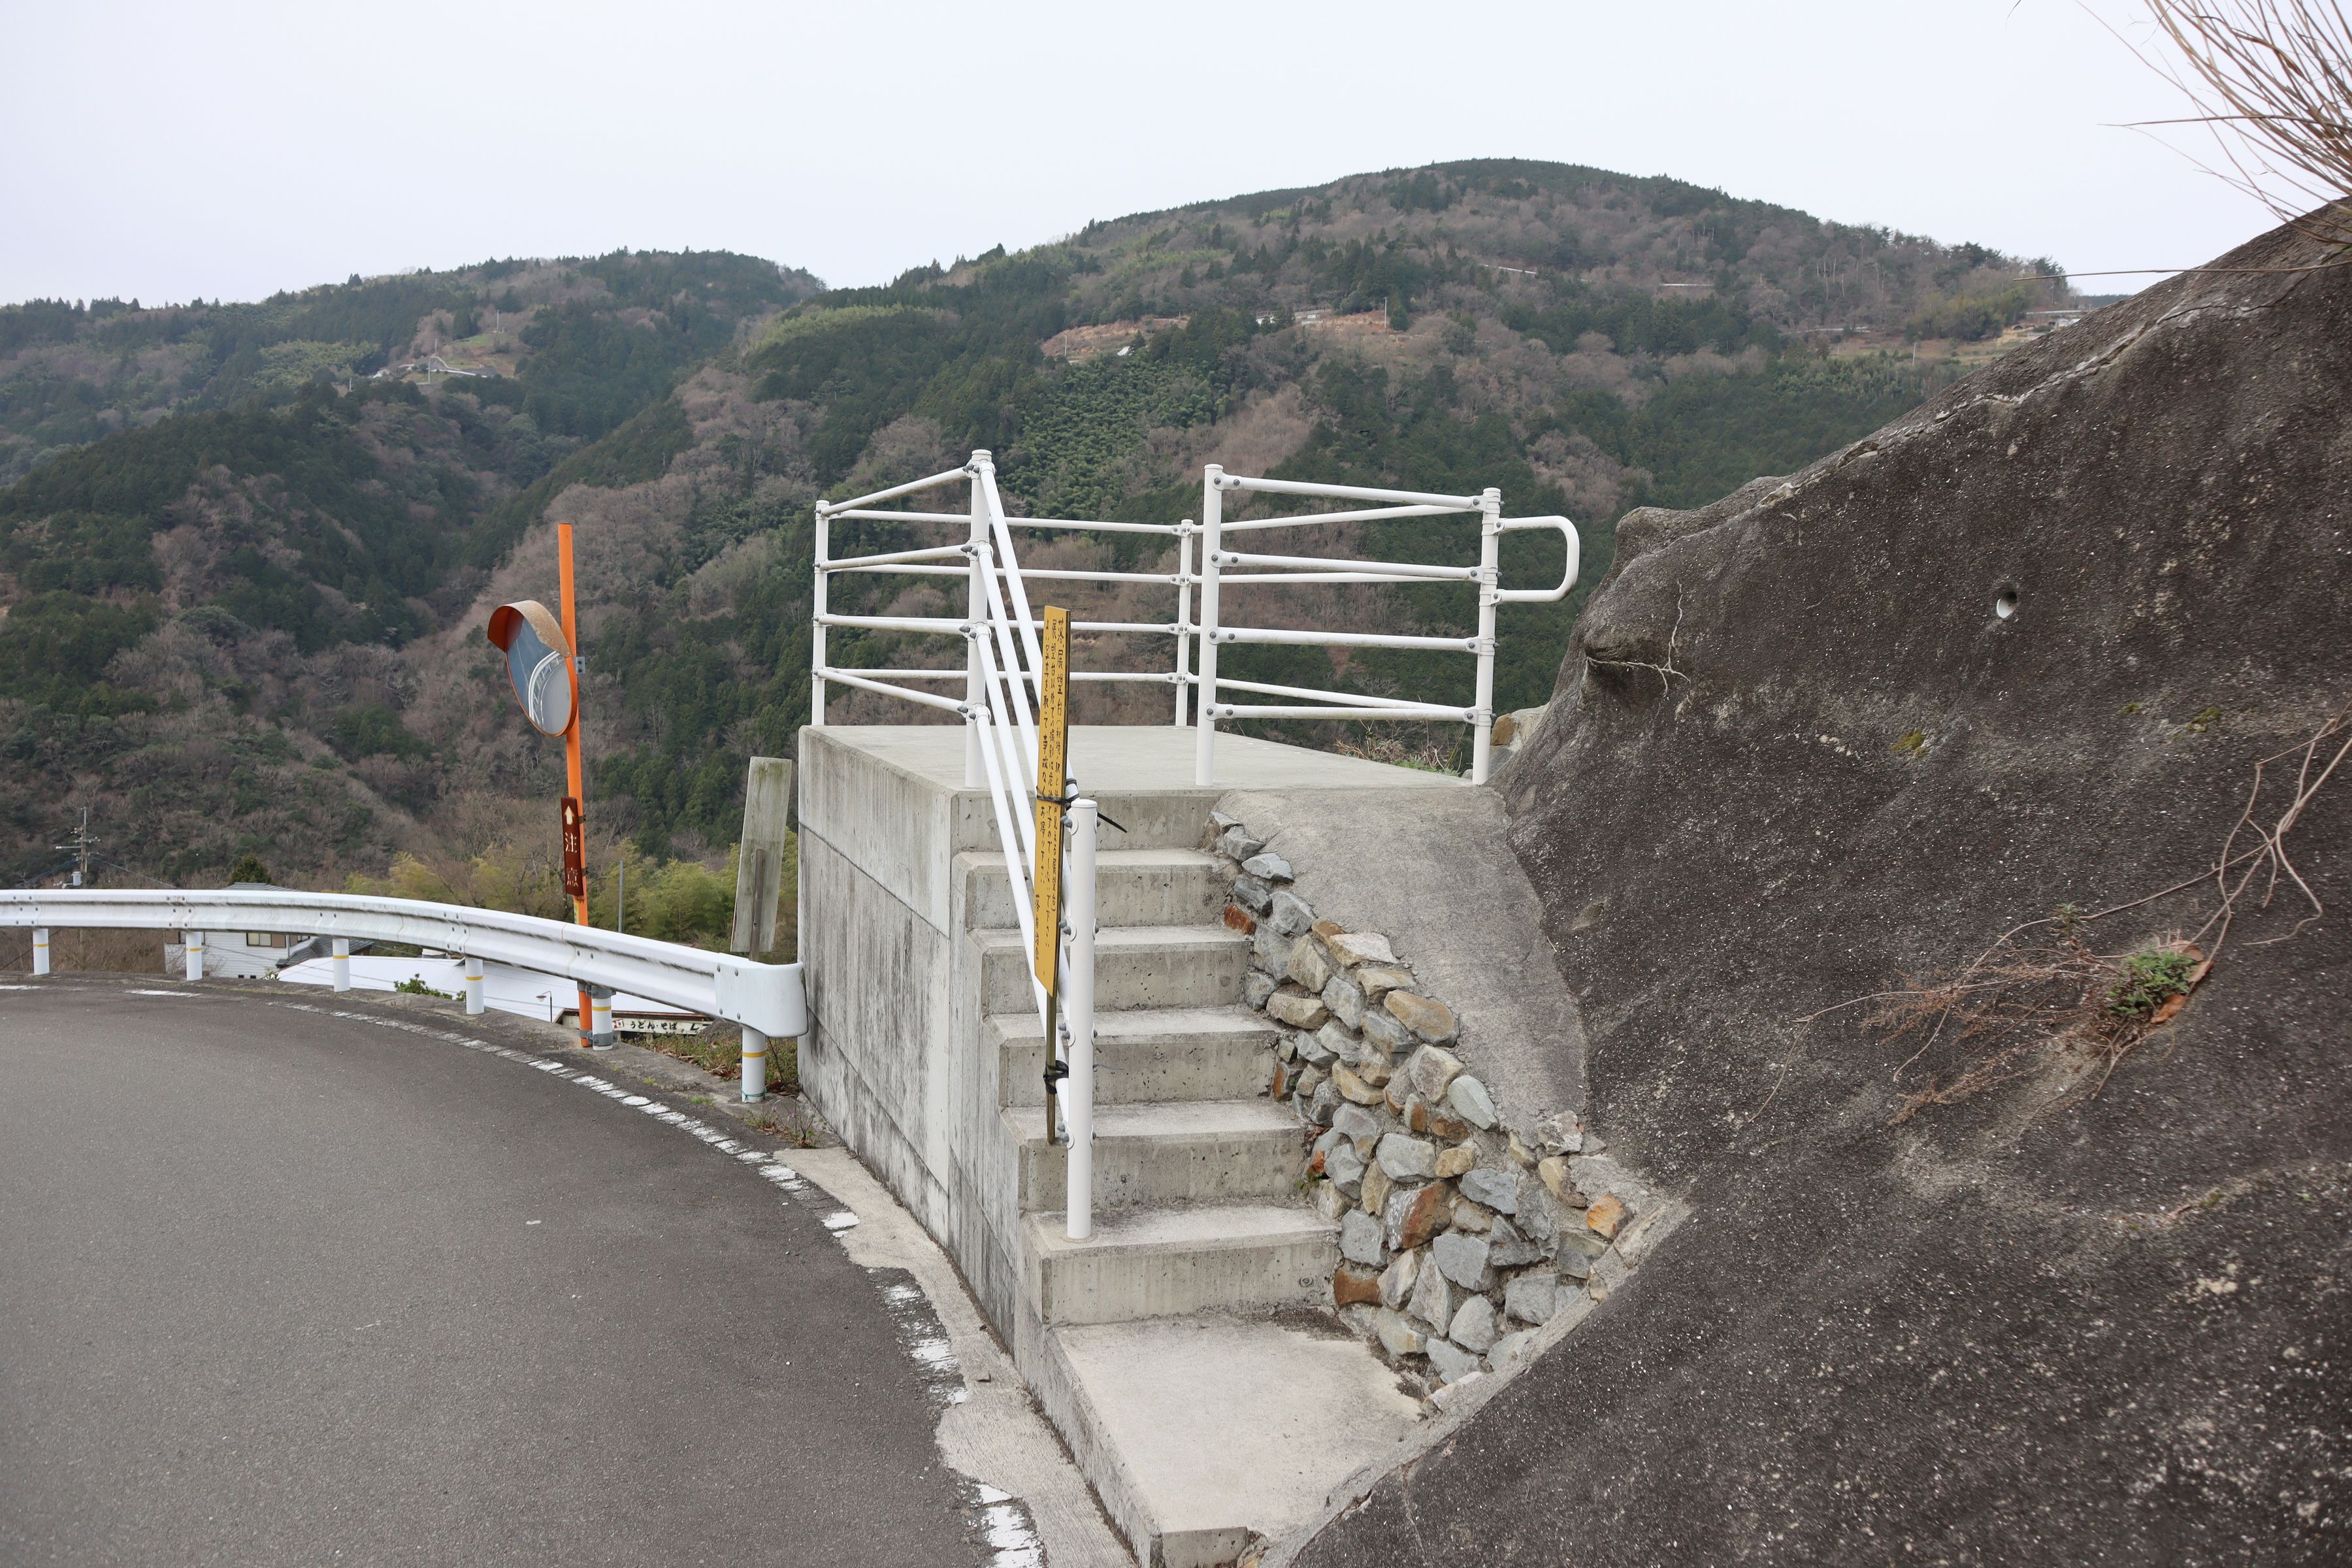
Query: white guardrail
[
  {"left": 808, "top": 451, "right": 1577, "bottom": 787},
  {"left": 0, "top": 890, "right": 808, "bottom": 1064}
]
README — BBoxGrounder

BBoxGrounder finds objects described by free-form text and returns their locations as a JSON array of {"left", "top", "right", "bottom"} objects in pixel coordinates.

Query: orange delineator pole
[{"left": 559, "top": 522, "right": 593, "bottom": 1043}]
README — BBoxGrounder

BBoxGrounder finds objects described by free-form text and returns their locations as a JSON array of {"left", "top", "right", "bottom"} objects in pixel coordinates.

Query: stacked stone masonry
[{"left": 1210, "top": 811, "right": 1653, "bottom": 1401}]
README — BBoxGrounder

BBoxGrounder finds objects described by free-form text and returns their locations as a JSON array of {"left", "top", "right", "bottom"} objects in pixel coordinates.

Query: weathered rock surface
[{"left": 1294, "top": 218, "right": 2352, "bottom": 1565}]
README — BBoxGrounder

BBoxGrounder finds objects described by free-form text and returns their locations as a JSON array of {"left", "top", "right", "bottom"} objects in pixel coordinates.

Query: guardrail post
[
  {"left": 1064, "top": 798, "right": 1098, "bottom": 1241},
  {"left": 332, "top": 938, "right": 351, "bottom": 992},
  {"left": 185, "top": 932, "right": 204, "bottom": 983},
  {"left": 741, "top": 1024, "right": 769, "bottom": 1102},
  {"left": 587, "top": 985, "right": 615, "bottom": 1051},
  {"left": 1470, "top": 487, "right": 1502, "bottom": 786},
  {"left": 31, "top": 927, "right": 48, "bottom": 975},
  {"left": 1194, "top": 468, "right": 1224, "bottom": 786},
  {"left": 465, "top": 956, "right": 485, "bottom": 1015}
]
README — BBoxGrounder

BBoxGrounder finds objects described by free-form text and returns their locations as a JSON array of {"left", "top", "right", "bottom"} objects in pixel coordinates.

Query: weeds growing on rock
[
  {"left": 1861, "top": 928, "right": 2212, "bottom": 1122},
  {"left": 1801, "top": 697, "right": 2350, "bottom": 1124}
]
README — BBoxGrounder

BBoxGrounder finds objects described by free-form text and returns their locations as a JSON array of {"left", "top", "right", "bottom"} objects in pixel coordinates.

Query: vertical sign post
[
  {"left": 1031, "top": 607, "right": 1071, "bottom": 1138},
  {"left": 557, "top": 521, "right": 594, "bottom": 1044}
]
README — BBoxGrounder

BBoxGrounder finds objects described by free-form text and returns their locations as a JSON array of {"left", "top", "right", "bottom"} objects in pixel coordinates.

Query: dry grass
[
  {"left": 2123, "top": 1, "right": 2352, "bottom": 252},
  {"left": 0, "top": 927, "right": 168, "bottom": 975},
  {"left": 641, "top": 1022, "right": 800, "bottom": 1096},
  {"left": 742, "top": 1098, "right": 826, "bottom": 1147},
  {"left": 1865, "top": 924, "right": 2210, "bottom": 1121}
]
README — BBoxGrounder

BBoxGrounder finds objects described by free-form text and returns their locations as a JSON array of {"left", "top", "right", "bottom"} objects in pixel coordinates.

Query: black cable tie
[{"left": 1032, "top": 789, "right": 1128, "bottom": 836}]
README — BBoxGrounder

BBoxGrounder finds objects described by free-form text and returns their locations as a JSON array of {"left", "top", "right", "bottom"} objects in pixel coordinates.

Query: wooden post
[{"left": 731, "top": 758, "right": 794, "bottom": 958}]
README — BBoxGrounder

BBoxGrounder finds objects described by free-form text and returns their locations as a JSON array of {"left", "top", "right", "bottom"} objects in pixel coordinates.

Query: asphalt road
[{"left": 0, "top": 979, "right": 986, "bottom": 1567}]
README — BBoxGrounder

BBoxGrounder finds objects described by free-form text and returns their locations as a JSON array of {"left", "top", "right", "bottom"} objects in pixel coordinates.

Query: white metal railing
[
  {"left": 1192, "top": 463, "right": 1579, "bottom": 786},
  {"left": 806, "top": 449, "right": 1578, "bottom": 1232},
  {"left": 809, "top": 452, "right": 1578, "bottom": 788},
  {"left": 1, "top": 889, "right": 808, "bottom": 1072},
  {"left": 810, "top": 452, "right": 1101, "bottom": 1238}
]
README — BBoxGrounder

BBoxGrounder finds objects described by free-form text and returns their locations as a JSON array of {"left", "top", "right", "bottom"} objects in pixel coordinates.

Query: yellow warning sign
[{"left": 1032, "top": 606, "right": 1071, "bottom": 992}]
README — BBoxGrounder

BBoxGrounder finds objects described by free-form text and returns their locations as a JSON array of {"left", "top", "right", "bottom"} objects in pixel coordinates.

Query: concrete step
[
  {"left": 1022, "top": 1203, "right": 1337, "bottom": 1326},
  {"left": 1030, "top": 1316, "right": 1423, "bottom": 1568},
  {"left": 955, "top": 847, "right": 1228, "bottom": 932},
  {"left": 992, "top": 1005, "right": 1276, "bottom": 1107},
  {"left": 977, "top": 924, "right": 1250, "bottom": 1014},
  {"left": 951, "top": 785, "right": 1224, "bottom": 855},
  {"left": 1005, "top": 1100, "right": 1304, "bottom": 1213}
]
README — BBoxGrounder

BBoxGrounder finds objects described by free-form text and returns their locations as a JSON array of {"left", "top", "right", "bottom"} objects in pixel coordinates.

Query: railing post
[
  {"left": 1194, "top": 468, "right": 1224, "bottom": 786},
  {"left": 1064, "top": 798, "right": 1098, "bottom": 1241},
  {"left": 587, "top": 985, "right": 615, "bottom": 1051},
  {"left": 465, "top": 956, "right": 485, "bottom": 1015},
  {"left": 185, "top": 932, "right": 204, "bottom": 983},
  {"left": 811, "top": 501, "right": 830, "bottom": 726},
  {"left": 1470, "top": 487, "right": 1502, "bottom": 786},
  {"left": 1173, "top": 522, "right": 1194, "bottom": 727},
  {"left": 31, "top": 926, "right": 48, "bottom": 975},
  {"left": 741, "top": 1024, "right": 769, "bottom": 1102},
  {"left": 966, "top": 454, "right": 990, "bottom": 788},
  {"left": 332, "top": 937, "right": 351, "bottom": 993}
]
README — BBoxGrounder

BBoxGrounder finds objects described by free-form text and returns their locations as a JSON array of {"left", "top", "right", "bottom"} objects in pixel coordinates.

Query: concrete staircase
[{"left": 956, "top": 815, "right": 1420, "bottom": 1567}]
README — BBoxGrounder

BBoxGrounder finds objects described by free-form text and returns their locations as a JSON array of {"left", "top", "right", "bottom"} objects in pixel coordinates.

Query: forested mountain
[{"left": 0, "top": 159, "right": 2072, "bottom": 900}]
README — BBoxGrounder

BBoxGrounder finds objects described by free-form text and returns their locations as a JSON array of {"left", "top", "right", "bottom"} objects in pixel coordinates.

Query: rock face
[{"left": 1296, "top": 219, "right": 2352, "bottom": 1562}]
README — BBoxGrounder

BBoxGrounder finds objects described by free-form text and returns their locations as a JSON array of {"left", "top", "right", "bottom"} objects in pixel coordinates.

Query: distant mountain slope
[
  {"left": 0, "top": 162, "right": 2071, "bottom": 888},
  {"left": 0, "top": 250, "right": 818, "bottom": 484},
  {"left": 0, "top": 251, "right": 814, "bottom": 884}
]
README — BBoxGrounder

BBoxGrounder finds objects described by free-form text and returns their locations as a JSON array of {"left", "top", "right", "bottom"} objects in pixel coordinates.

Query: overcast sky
[{"left": 0, "top": 0, "right": 2280, "bottom": 307}]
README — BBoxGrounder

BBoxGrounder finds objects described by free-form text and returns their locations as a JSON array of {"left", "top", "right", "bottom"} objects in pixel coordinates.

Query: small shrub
[
  {"left": 393, "top": 973, "right": 453, "bottom": 999},
  {"left": 2106, "top": 949, "right": 2199, "bottom": 1021}
]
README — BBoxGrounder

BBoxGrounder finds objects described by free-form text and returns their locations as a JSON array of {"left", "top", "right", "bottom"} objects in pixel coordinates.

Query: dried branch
[
  {"left": 1814, "top": 696, "right": 2347, "bottom": 1124},
  {"left": 2114, "top": 1, "right": 2352, "bottom": 250}
]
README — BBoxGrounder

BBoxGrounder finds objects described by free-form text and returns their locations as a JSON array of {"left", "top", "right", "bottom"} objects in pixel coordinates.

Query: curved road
[{"left": 0, "top": 979, "right": 988, "bottom": 1566}]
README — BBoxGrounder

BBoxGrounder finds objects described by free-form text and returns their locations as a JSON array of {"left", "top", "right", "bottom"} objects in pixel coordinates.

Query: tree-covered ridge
[{"left": 0, "top": 249, "right": 819, "bottom": 485}]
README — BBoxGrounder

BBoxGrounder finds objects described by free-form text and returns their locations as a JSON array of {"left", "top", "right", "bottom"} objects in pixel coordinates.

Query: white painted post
[
  {"left": 965, "top": 454, "right": 990, "bottom": 787},
  {"left": 31, "top": 927, "right": 48, "bottom": 975},
  {"left": 331, "top": 937, "right": 351, "bottom": 992},
  {"left": 465, "top": 956, "right": 485, "bottom": 1015},
  {"left": 1173, "top": 523, "right": 1194, "bottom": 726},
  {"left": 741, "top": 1024, "right": 769, "bottom": 1102},
  {"left": 810, "top": 502, "right": 830, "bottom": 725},
  {"left": 1193, "top": 468, "right": 1224, "bottom": 787},
  {"left": 589, "top": 990, "right": 615, "bottom": 1050},
  {"left": 185, "top": 932, "right": 204, "bottom": 982},
  {"left": 1064, "top": 798, "right": 1098, "bottom": 1241},
  {"left": 1470, "top": 487, "right": 1502, "bottom": 786}
]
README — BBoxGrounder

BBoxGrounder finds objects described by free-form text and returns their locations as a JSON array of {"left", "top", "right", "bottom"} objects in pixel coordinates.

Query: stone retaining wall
[{"left": 1209, "top": 809, "right": 1668, "bottom": 1401}]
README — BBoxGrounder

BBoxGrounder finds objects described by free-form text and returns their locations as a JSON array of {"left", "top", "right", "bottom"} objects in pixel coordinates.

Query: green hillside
[{"left": 0, "top": 161, "right": 2069, "bottom": 888}]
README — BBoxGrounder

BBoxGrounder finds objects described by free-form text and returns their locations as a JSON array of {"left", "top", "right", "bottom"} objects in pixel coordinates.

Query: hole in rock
[{"left": 1995, "top": 589, "right": 2020, "bottom": 621}]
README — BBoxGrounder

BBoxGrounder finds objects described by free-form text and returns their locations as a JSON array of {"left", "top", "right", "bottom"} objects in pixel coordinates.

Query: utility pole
[{"left": 54, "top": 809, "right": 97, "bottom": 887}]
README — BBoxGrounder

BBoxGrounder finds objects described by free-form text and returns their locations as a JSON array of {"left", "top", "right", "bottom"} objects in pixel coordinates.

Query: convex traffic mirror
[{"left": 485, "top": 600, "right": 574, "bottom": 736}]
